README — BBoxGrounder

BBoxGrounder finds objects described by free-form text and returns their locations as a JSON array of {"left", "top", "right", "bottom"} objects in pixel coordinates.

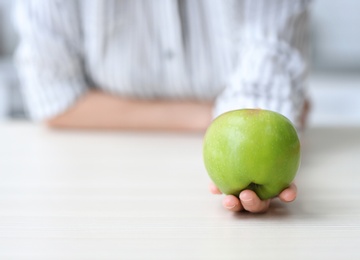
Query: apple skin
[{"left": 203, "top": 109, "right": 301, "bottom": 200}]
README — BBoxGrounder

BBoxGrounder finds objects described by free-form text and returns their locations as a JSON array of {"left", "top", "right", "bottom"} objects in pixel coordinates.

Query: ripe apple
[{"left": 203, "top": 109, "right": 301, "bottom": 200}]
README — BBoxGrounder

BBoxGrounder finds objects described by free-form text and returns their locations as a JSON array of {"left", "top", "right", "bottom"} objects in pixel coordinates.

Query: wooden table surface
[{"left": 1, "top": 122, "right": 360, "bottom": 259}]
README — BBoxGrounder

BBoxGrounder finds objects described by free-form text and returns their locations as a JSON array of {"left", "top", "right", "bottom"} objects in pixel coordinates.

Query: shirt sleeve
[
  {"left": 214, "top": 0, "right": 310, "bottom": 128},
  {"left": 14, "top": 0, "right": 87, "bottom": 121}
]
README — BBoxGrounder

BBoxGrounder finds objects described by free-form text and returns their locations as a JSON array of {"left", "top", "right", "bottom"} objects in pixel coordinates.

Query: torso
[{"left": 79, "top": 0, "right": 235, "bottom": 101}]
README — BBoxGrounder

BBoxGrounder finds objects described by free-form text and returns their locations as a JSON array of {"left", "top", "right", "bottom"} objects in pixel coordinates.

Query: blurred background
[{"left": 0, "top": 0, "right": 359, "bottom": 126}]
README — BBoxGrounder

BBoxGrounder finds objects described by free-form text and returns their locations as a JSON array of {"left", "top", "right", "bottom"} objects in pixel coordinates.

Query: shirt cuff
[
  {"left": 22, "top": 78, "right": 87, "bottom": 121},
  {"left": 213, "top": 84, "right": 306, "bottom": 129}
]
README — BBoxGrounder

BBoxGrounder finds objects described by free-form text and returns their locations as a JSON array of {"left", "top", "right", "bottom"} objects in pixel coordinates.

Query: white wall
[{"left": 311, "top": 0, "right": 360, "bottom": 71}]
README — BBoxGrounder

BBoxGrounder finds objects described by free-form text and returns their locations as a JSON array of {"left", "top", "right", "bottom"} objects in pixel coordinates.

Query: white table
[{"left": 1, "top": 122, "right": 360, "bottom": 259}]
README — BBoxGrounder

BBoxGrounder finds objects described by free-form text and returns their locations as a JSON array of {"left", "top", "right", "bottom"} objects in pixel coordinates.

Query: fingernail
[
  {"left": 225, "top": 203, "right": 236, "bottom": 209},
  {"left": 240, "top": 193, "right": 254, "bottom": 205},
  {"left": 223, "top": 197, "right": 237, "bottom": 209},
  {"left": 242, "top": 198, "right": 253, "bottom": 205},
  {"left": 284, "top": 192, "right": 296, "bottom": 202}
]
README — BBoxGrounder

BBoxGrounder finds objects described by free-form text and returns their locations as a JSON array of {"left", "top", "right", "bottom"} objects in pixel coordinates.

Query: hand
[{"left": 209, "top": 182, "right": 297, "bottom": 213}]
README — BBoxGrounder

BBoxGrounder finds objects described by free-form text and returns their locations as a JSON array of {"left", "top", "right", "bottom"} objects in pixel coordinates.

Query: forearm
[
  {"left": 214, "top": 0, "right": 309, "bottom": 127},
  {"left": 46, "top": 90, "right": 213, "bottom": 132}
]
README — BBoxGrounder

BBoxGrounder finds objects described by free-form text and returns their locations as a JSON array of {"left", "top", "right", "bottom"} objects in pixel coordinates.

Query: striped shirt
[{"left": 14, "top": 0, "right": 310, "bottom": 127}]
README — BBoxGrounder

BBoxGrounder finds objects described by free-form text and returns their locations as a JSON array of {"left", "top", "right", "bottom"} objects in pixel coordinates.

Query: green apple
[{"left": 203, "top": 109, "right": 300, "bottom": 200}]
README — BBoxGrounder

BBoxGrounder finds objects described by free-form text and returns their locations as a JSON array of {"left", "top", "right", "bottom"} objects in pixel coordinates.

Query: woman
[{"left": 15, "top": 0, "right": 310, "bottom": 213}]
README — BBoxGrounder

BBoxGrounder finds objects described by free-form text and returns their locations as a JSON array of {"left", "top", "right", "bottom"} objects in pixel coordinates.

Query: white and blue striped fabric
[{"left": 14, "top": 0, "right": 310, "bottom": 127}]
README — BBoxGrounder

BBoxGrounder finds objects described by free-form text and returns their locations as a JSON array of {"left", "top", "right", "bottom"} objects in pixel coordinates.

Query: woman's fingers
[
  {"left": 223, "top": 190, "right": 270, "bottom": 213},
  {"left": 211, "top": 182, "right": 297, "bottom": 213},
  {"left": 210, "top": 183, "right": 243, "bottom": 212},
  {"left": 278, "top": 183, "right": 297, "bottom": 202},
  {"left": 239, "top": 190, "right": 271, "bottom": 213},
  {"left": 222, "top": 195, "right": 243, "bottom": 212}
]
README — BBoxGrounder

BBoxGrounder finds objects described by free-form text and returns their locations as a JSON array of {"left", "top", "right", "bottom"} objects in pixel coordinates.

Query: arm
[
  {"left": 214, "top": 0, "right": 310, "bottom": 129},
  {"left": 15, "top": 0, "right": 87, "bottom": 121},
  {"left": 15, "top": 1, "right": 211, "bottom": 132},
  {"left": 47, "top": 90, "right": 212, "bottom": 132},
  {"left": 212, "top": 0, "right": 310, "bottom": 212}
]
